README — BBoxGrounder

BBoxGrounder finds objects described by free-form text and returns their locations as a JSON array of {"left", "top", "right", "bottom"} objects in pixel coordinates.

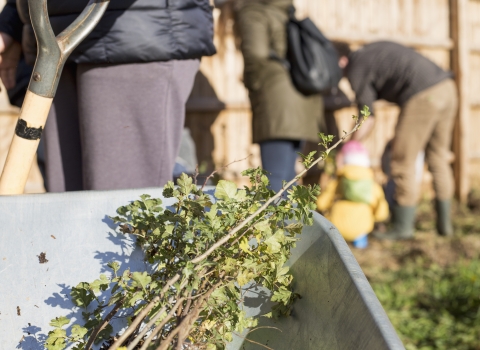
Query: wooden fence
[
  {"left": 187, "top": 0, "right": 479, "bottom": 201},
  {"left": 0, "top": 1, "right": 477, "bottom": 198}
]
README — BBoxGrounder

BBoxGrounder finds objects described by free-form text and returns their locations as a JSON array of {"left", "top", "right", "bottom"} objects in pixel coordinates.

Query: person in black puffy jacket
[{"left": 0, "top": 0, "right": 216, "bottom": 191}]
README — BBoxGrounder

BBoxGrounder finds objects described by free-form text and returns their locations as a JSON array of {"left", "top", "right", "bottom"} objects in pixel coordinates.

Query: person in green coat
[{"left": 234, "top": 0, "right": 324, "bottom": 191}]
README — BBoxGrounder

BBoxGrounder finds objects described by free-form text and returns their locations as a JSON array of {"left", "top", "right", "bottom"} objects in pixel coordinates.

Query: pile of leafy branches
[
  {"left": 372, "top": 259, "right": 480, "bottom": 350},
  {"left": 44, "top": 109, "right": 368, "bottom": 350}
]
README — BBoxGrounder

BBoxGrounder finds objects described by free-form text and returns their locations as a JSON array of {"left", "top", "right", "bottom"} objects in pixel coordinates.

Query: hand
[
  {"left": 352, "top": 116, "right": 375, "bottom": 141},
  {"left": 0, "top": 32, "right": 21, "bottom": 90},
  {"left": 0, "top": 32, "right": 13, "bottom": 52}
]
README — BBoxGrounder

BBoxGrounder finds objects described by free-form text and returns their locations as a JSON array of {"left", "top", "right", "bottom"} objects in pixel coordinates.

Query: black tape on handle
[{"left": 15, "top": 119, "right": 43, "bottom": 140}]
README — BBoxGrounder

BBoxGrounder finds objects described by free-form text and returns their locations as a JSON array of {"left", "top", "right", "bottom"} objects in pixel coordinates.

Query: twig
[
  {"left": 244, "top": 326, "right": 282, "bottom": 335},
  {"left": 157, "top": 284, "right": 218, "bottom": 350},
  {"left": 229, "top": 216, "right": 264, "bottom": 247},
  {"left": 175, "top": 274, "right": 230, "bottom": 350},
  {"left": 191, "top": 118, "right": 364, "bottom": 264},
  {"left": 241, "top": 337, "right": 274, "bottom": 350},
  {"left": 193, "top": 165, "right": 199, "bottom": 186},
  {"left": 125, "top": 301, "right": 169, "bottom": 350},
  {"left": 201, "top": 155, "right": 252, "bottom": 190},
  {"left": 86, "top": 300, "right": 124, "bottom": 350},
  {"left": 229, "top": 327, "right": 282, "bottom": 350},
  {"left": 133, "top": 297, "right": 186, "bottom": 350},
  {"left": 109, "top": 274, "right": 182, "bottom": 350},
  {"left": 155, "top": 315, "right": 185, "bottom": 350},
  {"left": 176, "top": 291, "right": 191, "bottom": 321},
  {"left": 181, "top": 277, "right": 210, "bottom": 319},
  {"left": 135, "top": 273, "right": 209, "bottom": 350}
]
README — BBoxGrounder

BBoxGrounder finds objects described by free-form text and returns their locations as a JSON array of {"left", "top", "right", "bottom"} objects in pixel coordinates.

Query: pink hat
[{"left": 341, "top": 141, "right": 371, "bottom": 167}]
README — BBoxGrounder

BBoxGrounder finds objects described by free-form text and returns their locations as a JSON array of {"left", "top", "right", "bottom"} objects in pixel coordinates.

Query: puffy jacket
[
  {"left": 236, "top": 0, "right": 324, "bottom": 143},
  {"left": 317, "top": 165, "right": 389, "bottom": 241},
  {"left": 0, "top": 0, "right": 216, "bottom": 65}
]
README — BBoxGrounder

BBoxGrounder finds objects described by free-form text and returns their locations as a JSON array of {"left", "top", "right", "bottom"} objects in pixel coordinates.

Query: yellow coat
[{"left": 317, "top": 165, "right": 389, "bottom": 241}]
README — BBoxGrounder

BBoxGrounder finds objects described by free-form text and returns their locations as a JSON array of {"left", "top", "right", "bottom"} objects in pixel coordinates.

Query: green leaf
[
  {"left": 131, "top": 271, "right": 152, "bottom": 290},
  {"left": 182, "top": 261, "right": 195, "bottom": 279},
  {"left": 276, "top": 266, "right": 289, "bottom": 278},
  {"left": 49, "top": 316, "right": 70, "bottom": 328},
  {"left": 45, "top": 328, "right": 67, "bottom": 350},
  {"left": 162, "top": 181, "right": 176, "bottom": 198},
  {"left": 361, "top": 105, "right": 371, "bottom": 118},
  {"left": 70, "top": 324, "right": 88, "bottom": 341},
  {"left": 239, "top": 237, "right": 252, "bottom": 255},
  {"left": 122, "top": 269, "right": 131, "bottom": 280},
  {"left": 254, "top": 220, "right": 272, "bottom": 236},
  {"left": 215, "top": 180, "right": 238, "bottom": 201},
  {"left": 285, "top": 222, "right": 303, "bottom": 235},
  {"left": 95, "top": 324, "right": 113, "bottom": 345},
  {"left": 109, "top": 291, "right": 124, "bottom": 306},
  {"left": 211, "top": 287, "right": 229, "bottom": 304},
  {"left": 237, "top": 270, "right": 254, "bottom": 287},
  {"left": 107, "top": 261, "right": 120, "bottom": 274},
  {"left": 236, "top": 189, "right": 247, "bottom": 200},
  {"left": 71, "top": 282, "right": 95, "bottom": 308},
  {"left": 128, "top": 292, "right": 144, "bottom": 306},
  {"left": 177, "top": 173, "right": 195, "bottom": 194},
  {"left": 271, "top": 287, "right": 292, "bottom": 304},
  {"left": 261, "top": 174, "right": 269, "bottom": 186},
  {"left": 264, "top": 234, "right": 281, "bottom": 254},
  {"left": 90, "top": 274, "right": 110, "bottom": 293},
  {"left": 206, "top": 204, "right": 218, "bottom": 222}
]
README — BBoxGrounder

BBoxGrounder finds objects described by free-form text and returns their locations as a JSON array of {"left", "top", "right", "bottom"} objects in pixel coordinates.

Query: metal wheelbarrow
[{"left": 0, "top": 187, "right": 404, "bottom": 349}]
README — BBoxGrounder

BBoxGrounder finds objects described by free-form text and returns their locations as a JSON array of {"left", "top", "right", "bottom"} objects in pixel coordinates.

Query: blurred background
[
  {"left": 1, "top": 1, "right": 480, "bottom": 349},
  {"left": 183, "top": 0, "right": 479, "bottom": 205},
  {"left": 2, "top": 0, "right": 480, "bottom": 198}
]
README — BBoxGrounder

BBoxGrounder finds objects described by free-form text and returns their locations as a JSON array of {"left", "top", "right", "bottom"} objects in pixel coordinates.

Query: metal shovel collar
[{"left": 28, "top": 0, "right": 110, "bottom": 98}]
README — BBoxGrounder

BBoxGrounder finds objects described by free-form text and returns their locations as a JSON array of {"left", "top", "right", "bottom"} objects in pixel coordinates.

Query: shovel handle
[
  {"left": 0, "top": 92, "right": 52, "bottom": 194},
  {"left": 0, "top": 0, "right": 110, "bottom": 195}
]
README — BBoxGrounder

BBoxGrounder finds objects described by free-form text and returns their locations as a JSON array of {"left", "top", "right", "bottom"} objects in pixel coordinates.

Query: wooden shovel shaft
[
  {"left": 0, "top": 91, "right": 52, "bottom": 195},
  {"left": 0, "top": 0, "right": 109, "bottom": 195}
]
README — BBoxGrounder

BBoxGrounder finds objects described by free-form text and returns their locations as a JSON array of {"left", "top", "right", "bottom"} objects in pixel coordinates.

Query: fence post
[{"left": 450, "top": 0, "right": 470, "bottom": 203}]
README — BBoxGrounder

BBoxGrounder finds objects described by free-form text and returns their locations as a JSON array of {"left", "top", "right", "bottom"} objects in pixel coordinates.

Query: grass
[
  {"left": 352, "top": 189, "right": 480, "bottom": 350},
  {"left": 372, "top": 259, "right": 480, "bottom": 350}
]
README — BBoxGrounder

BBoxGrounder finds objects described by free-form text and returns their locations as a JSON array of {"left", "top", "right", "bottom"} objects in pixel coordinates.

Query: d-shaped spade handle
[
  {"left": 0, "top": 0, "right": 110, "bottom": 195},
  {"left": 29, "top": 0, "right": 110, "bottom": 98}
]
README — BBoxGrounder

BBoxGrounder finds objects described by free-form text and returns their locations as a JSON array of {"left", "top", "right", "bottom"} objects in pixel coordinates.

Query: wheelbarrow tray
[{"left": 0, "top": 188, "right": 404, "bottom": 350}]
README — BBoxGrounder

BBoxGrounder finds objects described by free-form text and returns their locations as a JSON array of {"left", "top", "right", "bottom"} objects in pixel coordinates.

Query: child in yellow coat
[{"left": 317, "top": 141, "right": 389, "bottom": 247}]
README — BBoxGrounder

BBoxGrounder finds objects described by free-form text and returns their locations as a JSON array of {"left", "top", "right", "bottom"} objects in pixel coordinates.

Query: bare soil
[{"left": 351, "top": 189, "right": 480, "bottom": 279}]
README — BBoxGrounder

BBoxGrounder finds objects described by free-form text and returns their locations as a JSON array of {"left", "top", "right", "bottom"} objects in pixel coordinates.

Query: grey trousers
[{"left": 44, "top": 60, "right": 199, "bottom": 192}]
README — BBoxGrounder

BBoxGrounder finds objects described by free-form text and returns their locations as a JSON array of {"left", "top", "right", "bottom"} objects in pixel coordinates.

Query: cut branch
[
  {"left": 109, "top": 273, "right": 182, "bottom": 350},
  {"left": 86, "top": 300, "right": 124, "bottom": 350},
  {"left": 136, "top": 297, "right": 186, "bottom": 350},
  {"left": 192, "top": 118, "right": 364, "bottom": 264},
  {"left": 201, "top": 155, "right": 252, "bottom": 190},
  {"left": 106, "top": 117, "right": 364, "bottom": 349}
]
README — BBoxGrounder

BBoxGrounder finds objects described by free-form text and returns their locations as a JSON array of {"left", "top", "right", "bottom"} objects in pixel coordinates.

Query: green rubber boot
[
  {"left": 374, "top": 205, "right": 416, "bottom": 240},
  {"left": 435, "top": 199, "right": 454, "bottom": 237}
]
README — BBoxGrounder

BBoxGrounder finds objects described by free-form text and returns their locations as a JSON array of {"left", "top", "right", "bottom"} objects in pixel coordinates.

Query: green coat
[{"left": 237, "top": 0, "right": 324, "bottom": 144}]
